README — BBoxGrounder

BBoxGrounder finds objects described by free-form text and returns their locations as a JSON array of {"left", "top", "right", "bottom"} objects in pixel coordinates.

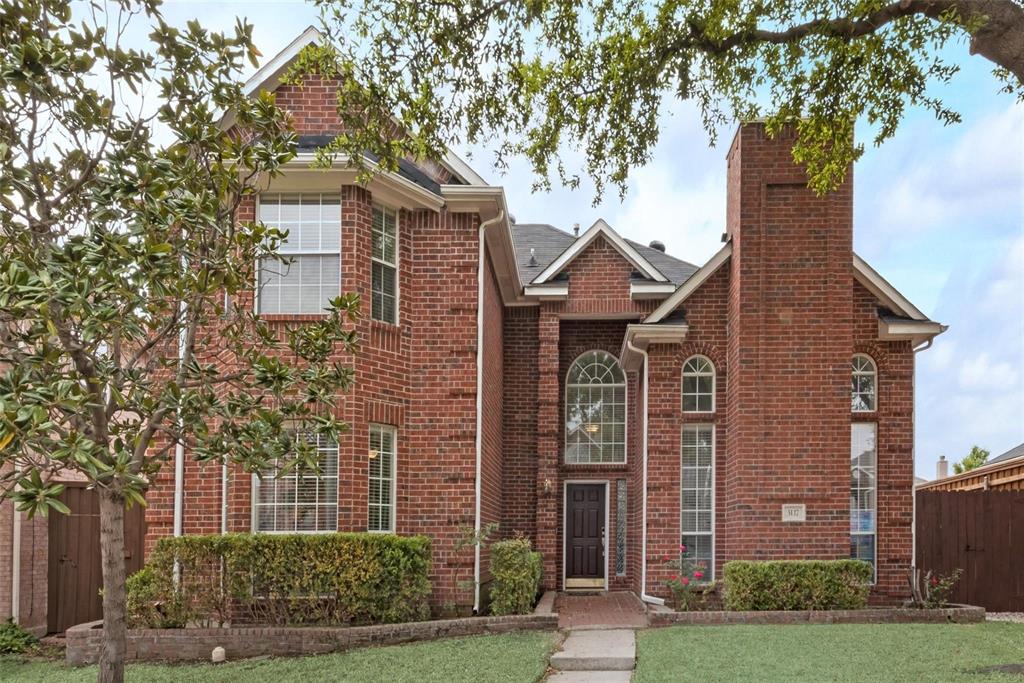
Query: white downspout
[
  {"left": 173, "top": 301, "right": 186, "bottom": 585},
  {"left": 11, "top": 497, "right": 20, "bottom": 624},
  {"left": 221, "top": 464, "right": 228, "bottom": 534},
  {"left": 627, "top": 337, "right": 664, "bottom": 606},
  {"left": 473, "top": 209, "right": 504, "bottom": 614}
]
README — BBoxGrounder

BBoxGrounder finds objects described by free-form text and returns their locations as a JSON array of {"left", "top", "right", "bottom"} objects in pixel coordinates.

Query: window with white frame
[
  {"left": 682, "top": 356, "right": 715, "bottom": 413},
  {"left": 852, "top": 354, "right": 877, "bottom": 412},
  {"left": 371, "top": 205, "right": 398, "bottom": 324},
  {"left": 565, "top": 350, "right": 626, "bottom": 464},
  {"left": 254, "top": 434, "right": 338, "bottom": 532},
  {"left": 681, "top": 424, "right": 714, "bottom": 578},
  {"left": 257, "top": 194, "right": 341, "bottom": 314},
  {"left": 850, "top": 422, "right": 877, "bottom": 578},
  {"left": 368, "top": 424, "right": 396, "bottom": 532}
]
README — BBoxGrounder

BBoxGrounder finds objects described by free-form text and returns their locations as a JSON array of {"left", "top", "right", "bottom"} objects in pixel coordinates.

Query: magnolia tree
[
  {"left": 0, "top": 2, "right": 357, "bottom": 681},
  {"left": 312, "top": 0, "right": 1024, "bottom": 196}
]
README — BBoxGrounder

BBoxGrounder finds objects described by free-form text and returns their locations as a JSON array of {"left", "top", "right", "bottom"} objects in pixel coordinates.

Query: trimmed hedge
[
  {"left": 127, "top": 532, "right": 431, "bottom": 627},
  {"left": 722, "top": 560, "right": 872, "bottom": 611},
  {"left": 489, "top": 538, "right": 542, "bottom": 616}
]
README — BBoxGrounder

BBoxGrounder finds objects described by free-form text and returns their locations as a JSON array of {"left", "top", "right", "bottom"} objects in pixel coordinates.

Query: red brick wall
[
  {"left": 502, "top": 307, "right": 539, "bottom": 538},
  {"left": 644, "top": 266, "right": 730, "bottom": 596},
  {"left": 722, "top": 123, "right": 854, "bottom": 570},
  {"left": 480, "top": 249, "right": 504, "bottom": 580},
  {"left": 852, "top": 281, "right": 915, "bottom": 602}
]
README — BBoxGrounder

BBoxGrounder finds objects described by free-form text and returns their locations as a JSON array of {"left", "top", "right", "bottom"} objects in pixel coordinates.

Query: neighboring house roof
[
  {"left": 989, "top": 442, "right": 1024, "bottom": 465},
  {"left": 511, "top": 221, "right": 697, "bottom": 286}
]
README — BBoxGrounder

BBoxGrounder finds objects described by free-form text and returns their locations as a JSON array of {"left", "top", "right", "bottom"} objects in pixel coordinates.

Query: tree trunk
[{"left": 97, "top": 489, "right": 127, "bottom": 683}]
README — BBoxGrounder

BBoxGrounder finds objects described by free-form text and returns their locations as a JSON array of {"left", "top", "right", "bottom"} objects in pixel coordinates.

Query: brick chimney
[{"left": 723, "top": 123, "right": 855, "bottom": 561}]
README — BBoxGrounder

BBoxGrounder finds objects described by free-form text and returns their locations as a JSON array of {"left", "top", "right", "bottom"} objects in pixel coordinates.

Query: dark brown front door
[
  {"left": 566, "top": 484, "right": 605, "bottom": 581},
  {"left": 47, "top": 484, "right": 146, "bottom": 633}
]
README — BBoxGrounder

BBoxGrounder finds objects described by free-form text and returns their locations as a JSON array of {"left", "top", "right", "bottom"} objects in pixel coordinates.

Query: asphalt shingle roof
[
  {"left": 296, "top": 135, "right": 448, "bottom": 194},
  {"left": 989, "top": 442, "right": 1024, "bottom": 465},
  {"left": 510, "top": 223, "right": 699, "bottom": 287}
]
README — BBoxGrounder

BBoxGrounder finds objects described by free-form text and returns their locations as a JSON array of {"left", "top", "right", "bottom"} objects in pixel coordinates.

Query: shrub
[
  {"left": 723, "top": 560, "right": 872, "bottom": 611},
  {"left": 0, "top": 619, "right": 37, "bottom": 654},
  {"left": 127, "top": 532, "right": 431, "bottom": 627},
  {"left": 908, "top": 567, "right": 963, "bottom": 608},
  {"left": 661, "top": 542, "right": 715, "bottom": 611},
  {"left": 489, "top": 538, "right": 542, "bottom": 616}
]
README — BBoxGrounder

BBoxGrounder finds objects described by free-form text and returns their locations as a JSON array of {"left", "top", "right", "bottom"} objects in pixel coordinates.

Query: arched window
[
  {"left": 682, "top": 356, "right": 715, "bottom": 413},
  {"left": 852, "top": 354, "right": 877, "bottom": 412},
  {"left": 565, "top": 350, "right": 626, "bottom": 464}
]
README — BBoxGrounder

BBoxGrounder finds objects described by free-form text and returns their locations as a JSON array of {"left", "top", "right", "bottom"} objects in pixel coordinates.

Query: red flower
[
  {"left": 681, "top": 577, "right": 690, "bottom": 586},
  {"left": 693, "top": 570, "right": 704, "bottom": 579},
  {"left": 930, "top": 576, "right": 939, "bottom": 586},
  {"left": 663, "top": 554, "right": 670, "bottom": 562},
  {"left": 670, "top": 574, "right": 678, "bottom": 581},
  {"left": 680, "top": 544, "right": 687, "bottom": 552}
]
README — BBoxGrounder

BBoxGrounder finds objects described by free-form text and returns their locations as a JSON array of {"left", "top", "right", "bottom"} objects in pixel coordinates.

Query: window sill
[{"left": 259, "top": 313, "right": 330, "bottom": 323}]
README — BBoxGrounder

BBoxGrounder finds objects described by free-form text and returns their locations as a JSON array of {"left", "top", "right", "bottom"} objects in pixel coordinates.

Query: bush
[
  {"left": 722, "top": 560, "right": 872, "bottom": 611},
  {"left": 127, "top": 532, "right": 431, "bottom": 627},
  {"left": 0, "top": 619, "right": 37, "bottom": 654},
  {"left": 489, "top": 538, "right": 542, "bottom": 616}
]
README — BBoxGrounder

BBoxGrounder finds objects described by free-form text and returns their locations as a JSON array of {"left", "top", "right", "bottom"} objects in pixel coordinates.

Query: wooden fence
[{"left": 915, "top": 490, "right": 1024, "bottom": 611}]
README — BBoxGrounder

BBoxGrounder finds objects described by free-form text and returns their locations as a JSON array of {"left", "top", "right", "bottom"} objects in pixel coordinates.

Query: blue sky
[{"left": 158, "top": 1, "right": 1024, "bottom": 477}]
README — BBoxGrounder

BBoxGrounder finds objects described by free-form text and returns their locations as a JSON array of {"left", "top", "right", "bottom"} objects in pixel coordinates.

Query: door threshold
[{"left": 565, "top": 578, "right": 606, "bottom": 590}]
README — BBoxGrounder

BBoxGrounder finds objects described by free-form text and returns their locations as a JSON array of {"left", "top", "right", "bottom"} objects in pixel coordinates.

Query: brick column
[{"left": 535, "top": 304, "right": 561, "bottom": 588}]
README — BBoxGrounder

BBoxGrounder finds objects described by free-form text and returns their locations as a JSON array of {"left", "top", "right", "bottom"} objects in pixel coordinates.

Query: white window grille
[
  {"left": 253, "top": 434, "right": 338, "bottom": 533},
  {"left": 257, "top": 194, "right": 341, "bottom": 314},
  {"left": 682, "top": 356, "right": 715, "bottom": 413},
  {"left": 851, "top": 422, "right": 877, "bottom": 579},
  {"left": 565, "top": 350, "right": 627, "bottom": 464},
  {"left": 371, "top": 205, "right": 398, "bottom": 323},
  {"left": 368, "top": 424, "right": 397, "bottom": 532},
  {"left": 681, "top": 424, "right": 714, "bottom": 579},
  {"left": 852, "top": 354, "right": 877, "bottom": 412}
]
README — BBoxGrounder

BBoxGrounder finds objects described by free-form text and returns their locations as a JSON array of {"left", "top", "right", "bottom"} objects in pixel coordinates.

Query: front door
[{"left": 566, "top": 484, "right": 605, "bottom": 587}]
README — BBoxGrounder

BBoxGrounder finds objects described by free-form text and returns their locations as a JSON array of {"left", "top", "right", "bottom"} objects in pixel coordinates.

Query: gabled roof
[
  {"left": 232, "top": 26, "right": 487, "bottom": 188},
  {"left": 511, "top": 222, "right": 697, "bottom": 287},
  {"left": 530, "top": 219, "right": 672, "bottom": 284}
]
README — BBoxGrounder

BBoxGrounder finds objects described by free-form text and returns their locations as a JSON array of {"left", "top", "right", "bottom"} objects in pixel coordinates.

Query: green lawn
[
  {"left": 635, "top": 622, "right": 1024, "bottom": 682},
  {"left": 0, "top": 631, "right": 557, "bottom": 683}
]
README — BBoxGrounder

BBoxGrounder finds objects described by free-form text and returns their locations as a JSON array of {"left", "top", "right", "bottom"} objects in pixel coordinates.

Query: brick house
[{"left": 0, "top": 26, "right": 947, "bottom": 630}]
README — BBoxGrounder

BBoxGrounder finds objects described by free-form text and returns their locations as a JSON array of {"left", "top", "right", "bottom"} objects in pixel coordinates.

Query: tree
[
  {"left": 312, "top": 0, "right": 1024, "bottom": 197},
  {"left": 0, "top": 2, "right": 356, "bottom": 681},
  {"left": 953, "top": 445, "right": 990, "bottom": 473}
]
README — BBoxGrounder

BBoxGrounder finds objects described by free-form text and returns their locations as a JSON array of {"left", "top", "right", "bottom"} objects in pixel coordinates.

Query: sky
[{"left": 155, "top": 1, "right": 1023, "bottom": 478}]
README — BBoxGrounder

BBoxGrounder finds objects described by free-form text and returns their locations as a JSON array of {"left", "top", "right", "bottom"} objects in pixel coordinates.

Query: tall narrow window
[
  {"left": 254, "top": 434, "right": 338, "bottom": 532},
  {"left": 681, "top": 424, "right": 714, "bottom": 578},
  {"left": 371, "top": 205, "right": 398, "bottom": 324},
  {"left": 368, "top": 424, "right": 396, "bottom": 532},
  {"left": 851, "top": 423, "right": 877, "bottom": 578},
  {"left": 682, "top": 356, "right": 715, "bottom": 413},
  {"left": 852, "top": 354, "right": 877, "bottom": 412},
  {"left": 565, "top": 350, "right": 627, "bottom": 464},
  {"left": 257, "top": 194, "right": 341, "bottom": 314},
  {"left": 615, "top": 479, "right": 627, "bottom": 576}
]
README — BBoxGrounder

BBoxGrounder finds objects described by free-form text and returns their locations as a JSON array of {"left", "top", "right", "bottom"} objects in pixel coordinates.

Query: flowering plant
[{"left": 661, "top": 543, "right": 715, "bottom": 611}]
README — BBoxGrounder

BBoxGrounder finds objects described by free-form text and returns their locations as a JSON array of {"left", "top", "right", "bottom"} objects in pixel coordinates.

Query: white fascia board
[
  {"left": 532, "top": 218, "right": 668, "bottom": 284},
  {"left": 619, "top": 323, "right": 689, "bottom": 370},
  {"left": 878, "top": 318, "right": 947, "bottom": 346},
  {"left": 646, "top": 242, "right": 732, "bottom": 323},
  {"left": 630, "top": 282, "right": 677, "bottom": 300},
  {"left": 443, "top": 151, "right": 488, "bottom": 186},
  {"left": 523, "top": 283, "right": 568, "bottom": 299},
  {"left": 853, "top": 253, "right": 928, "bottom": 321}
]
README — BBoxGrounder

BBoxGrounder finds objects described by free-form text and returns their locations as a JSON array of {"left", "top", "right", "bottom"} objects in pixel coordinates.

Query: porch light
[{"left": 368, "top": 449, "right": 379, "bottom": 459}]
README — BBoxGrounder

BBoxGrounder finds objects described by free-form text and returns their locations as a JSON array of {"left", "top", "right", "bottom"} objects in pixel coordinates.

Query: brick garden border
[
  {"left": 647, "top": 604, "right": 985, "bottom": 627},
  {"left": 66, "top": 591, "right": 559, "bottom": 665}
]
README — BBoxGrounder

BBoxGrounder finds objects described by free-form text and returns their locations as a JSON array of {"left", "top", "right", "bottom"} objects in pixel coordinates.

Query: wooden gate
[
  {"left": 915, "top": 490, "right": 1024, "bottom": 611},
  {"left": 47, "top": 484, "right": 146, "bottom": 633}
]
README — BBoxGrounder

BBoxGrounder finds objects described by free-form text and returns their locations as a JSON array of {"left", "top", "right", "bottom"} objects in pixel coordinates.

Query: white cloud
[{"left": 958, "top": 352, "right": 1020, "bottom": 391}]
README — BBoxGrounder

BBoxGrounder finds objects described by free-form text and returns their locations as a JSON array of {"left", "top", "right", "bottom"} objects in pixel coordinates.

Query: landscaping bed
[{"left": 647, "top": 603, "right": 985, "bottom": 626}]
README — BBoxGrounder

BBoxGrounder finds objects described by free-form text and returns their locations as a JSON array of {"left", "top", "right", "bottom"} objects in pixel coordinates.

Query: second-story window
[
  {"left": 682, "top": 355, "right": 715, "bottom": 413},
  {"left": 371, "top": 205, "right": 398, "bottom": 324},
  {"left": 852, "top": 354, "right": 877, "bottom": 412},
  {"left": 257, "top": 194, "right": 341, "bottom": 314}
]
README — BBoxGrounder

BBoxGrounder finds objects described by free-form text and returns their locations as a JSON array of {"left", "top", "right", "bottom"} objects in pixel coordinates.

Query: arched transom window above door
[{"left": 565, "top": 350, "right": 627, "bottom": 464}]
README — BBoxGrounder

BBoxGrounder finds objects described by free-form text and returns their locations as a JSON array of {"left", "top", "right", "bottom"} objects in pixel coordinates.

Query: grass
[
  {"left": 635, "top": 622, "right": 1024, "bottom": 682},
  {"left": 0, "top": 631, "right": 557, "bottom": 683}
]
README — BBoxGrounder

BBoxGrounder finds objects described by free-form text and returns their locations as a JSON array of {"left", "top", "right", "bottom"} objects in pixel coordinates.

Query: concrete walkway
[{"left": 548, "top": 629, "right": 635, "bottom": 681}]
